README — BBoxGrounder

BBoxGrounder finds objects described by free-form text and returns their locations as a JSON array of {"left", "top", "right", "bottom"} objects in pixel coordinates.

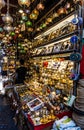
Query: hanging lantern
[
  {"left": 65, "top": 2, "right": 71, "bottom": 9},
  {"left": 33, "top": 9, "right": 39, "bottom": 15},
  {"left": 20, "top": 20, "right": 24, "bottom": 24},
  {"left": 15, "top": 27, "right": 20, "bottom": 34},
  {"left": 10, "top": 32, "right": 15, "bottom": 36},
  {"left": 18, "top": 34, "right": 22, "bottom": 38},
  {"left": 52, "top": 13, "right": 59, "bottom": 19},
  {"left": 3, "top": 25, "right": 14, "bottom": 32},
  {"left": 36, "top": 28, "right": 40, "bottom": 31},
  {"left": 21, "top": 13, "right": 28, "bottom": 21},
  {"left": 25, "top": 20, "right": 32, "bottom": 26},
  {"left": 40, "top": 23, "right": 46, "bottom": 29},
  {"left": 30, "top": 13, "right": 38, "bottom": 20},
  {"left": 0, "top": 0, "right": 5, "bottom": 10},
  {"left": 27, "top": 27, "right": 33, "bottom": 32},
  {"left": 37, "top": 3, "right": 44, "bottom": 10},
  {"left": 0, "top": 27, "right": 3, "bottom": 32},
  {"left": 45, "top": 21, "right": 49, "bottom": 25},
  {"left": 2, "top": 13, "right": 13, "bottom": 24},
  {"left": 57, "top": 7, "right": 67, "bottom": 15},
  {"left": 46, "top": 17, "right": 52, "bottom": 23},
  {"left": 18, "top": 0, "right": 31, "bottom": 7}
]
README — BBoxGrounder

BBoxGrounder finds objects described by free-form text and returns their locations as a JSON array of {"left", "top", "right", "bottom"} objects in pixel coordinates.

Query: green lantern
[
  {"left": 0, "top": 27, "right": 3, "bottom": 32},
  {"left": 18, "top": 43, "right": 21, "bottom": 46},
  {"left": 25, "top": 20, "right": 32, "bottom": 26},
  {"left": 22, "top": 15, "right": 28, "bottom": 21},
  {"left": 20, "top": 20, "right": 24, "bottom": 24},
  {"left": 42, "top": 23, "right": 46, "bottom": 28},
  {"left": 10, "top": 32, "right": 15, "bottom": 36}
]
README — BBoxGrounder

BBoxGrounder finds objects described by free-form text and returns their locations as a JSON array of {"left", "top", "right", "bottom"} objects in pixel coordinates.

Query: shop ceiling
[{"left": 0, "top": 0, "right": 75, "bottom": 40}]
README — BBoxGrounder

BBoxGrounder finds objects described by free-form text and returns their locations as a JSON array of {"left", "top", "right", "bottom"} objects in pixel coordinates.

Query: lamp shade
[{"left": 18, "top": 0, "right": 30, "bottom": 7}]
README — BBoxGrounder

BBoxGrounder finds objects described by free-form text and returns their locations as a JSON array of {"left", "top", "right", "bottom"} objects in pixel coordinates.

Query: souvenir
[
  {"left": 71, "top": 17, "right": 79, "bottom": 25},
  {"left": 70, "top": 52, "right": 82, "bottom": 62},
  {"left": 70, "top": 35, "right": 78, "bottom": 44}
]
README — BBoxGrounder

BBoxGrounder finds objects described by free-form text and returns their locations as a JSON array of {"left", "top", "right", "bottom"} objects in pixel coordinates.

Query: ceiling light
[{"left": 37, "top": 3, "right": 44, "bottom": 10}]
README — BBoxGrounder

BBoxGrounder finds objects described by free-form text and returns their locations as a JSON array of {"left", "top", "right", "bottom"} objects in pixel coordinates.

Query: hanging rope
[{"left": 7, "top": 0, "right": 9, "bottom": 13}]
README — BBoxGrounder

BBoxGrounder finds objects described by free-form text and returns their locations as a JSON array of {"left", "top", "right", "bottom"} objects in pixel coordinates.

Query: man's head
[{"left": 20, "top": 59, "right": 24, "bottom": 65}]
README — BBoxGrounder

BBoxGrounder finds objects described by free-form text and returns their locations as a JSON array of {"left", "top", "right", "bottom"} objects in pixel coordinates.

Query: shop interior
[{"left": 0, "top": 0, "right": 84, "bottom": 130}]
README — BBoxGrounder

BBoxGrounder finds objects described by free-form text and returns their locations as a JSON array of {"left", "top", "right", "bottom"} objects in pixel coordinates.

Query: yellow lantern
[
  {"left": 33, "top": 9, "right": 39, "bottom": 15},
  {"left": 46, "top": 17, "right": 52, "bottom": 23},
  {"left": 27, "top": 27, "right": 33, "bottom": 32},
  {"left": 30, "top": 13, "right": 38, "bottom": 20}
]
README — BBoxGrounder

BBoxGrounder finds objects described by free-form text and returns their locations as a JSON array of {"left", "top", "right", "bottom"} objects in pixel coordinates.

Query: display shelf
[
  {"left": 34, "top": 11, "right": 75, "bottom": 40},
  {"left": 31, "top": 50, "right": 74, "bottom": 58},
  {"left": 33, "top": 31, "right": 78, "bottom": 49}
]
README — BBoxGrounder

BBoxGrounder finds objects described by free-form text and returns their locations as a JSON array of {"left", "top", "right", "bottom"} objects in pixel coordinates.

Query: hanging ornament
[
  {"left": 33, "top": 9, "right": 39, "bottom": 15},
  {"left": 41, "top": 23, "right": 46, "bottom": 28},
  {"left": 0, "top": 27, "right": 3, "bottom": 32},
  {"left": 2, "top": 13, "right": 13, "bottom": 24},
  {"left": 20, "top": 20, "right": 24, "bottom": 24},
  {"left": 46, "top": 17, "right": 52, "bottom": 23},
  {"left": 36, "top": 28, "right": 40, "bottom": 31},
  {"left": 25, "top": 20, "right": 32, "bottom": 26},
  {"left": 37, "top": 3, "right": 44, "bottom": 10},
  {"left": 27, "top": 27, "right": 33, "bottom": 32},
  {"left": 0, "top": 0, "right": 5, "bottom": 10},
  {"left": 52, "top": 13, "right": 59, "bottom": 19},
  {"left": 57, "top": 7, "right": 67, "bottom": 15},
  {"left": 21, "top": 13, "right": 28, "bottom": 21},
  {"left": 18, "top": 34, "right": 22, "bottom": 38},
  {"left": 30, "top": 13, "right": 38, "bottom": 20},
  {"left": 10, "top": 32, "right": 15, "bottom": 36},
  {"left": 65, "top": 2, "right": 71, "bottom": 9},
  {"left": 2, "top": 0, "right": 13, "bottom": 24},
  {"left": 15, "top": 27, "right": 20, "bottom": 34},
  {"left": 3, "top": 25, "right": 14, "bottom": 32},
  {"left": 18, "top": 0, "right": 31, "bottom": 7}
]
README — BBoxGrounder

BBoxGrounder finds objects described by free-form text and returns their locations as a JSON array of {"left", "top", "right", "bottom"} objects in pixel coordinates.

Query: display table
[{"left": 27, "top": 111, "right": 72, "bottom": 130}]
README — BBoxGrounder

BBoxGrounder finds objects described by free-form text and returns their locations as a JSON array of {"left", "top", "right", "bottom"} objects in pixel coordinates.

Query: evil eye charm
[
  {"left": 70, "top": 52, "right": 82, "bottom": 62},
  {"left": 70, "top": 73, "right": 79, "bottom": 81},
  {"left": 71, "top": 17, "right": 79, "bottom": 25},
  {"left": 70, "top": 35, "right": 78, "bottom": 44}
]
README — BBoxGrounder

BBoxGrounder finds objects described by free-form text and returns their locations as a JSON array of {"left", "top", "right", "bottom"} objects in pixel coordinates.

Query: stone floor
[{"left": 0, "top": 95, "right": 18, "bottom": 130}]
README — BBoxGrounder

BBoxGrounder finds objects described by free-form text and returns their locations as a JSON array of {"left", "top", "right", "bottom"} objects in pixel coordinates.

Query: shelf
[
  {"left": 34, "top": 11, "right": 75, "bottom": 40},
  {"left": 33, "top": 31, "right": 78, "bottom": 49},
  {"left": 31, "top": 50, "right": 74, "bottom": 58}
]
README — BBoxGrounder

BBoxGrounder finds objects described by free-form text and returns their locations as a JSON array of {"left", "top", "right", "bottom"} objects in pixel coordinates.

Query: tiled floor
[{"left": 0, "top": 95, "right": 18, "bottom": 130}]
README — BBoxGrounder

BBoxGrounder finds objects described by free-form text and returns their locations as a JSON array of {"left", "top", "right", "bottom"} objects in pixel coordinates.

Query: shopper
[{"left": 15, "top": 59, "right": 27, "bottom": 84}]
